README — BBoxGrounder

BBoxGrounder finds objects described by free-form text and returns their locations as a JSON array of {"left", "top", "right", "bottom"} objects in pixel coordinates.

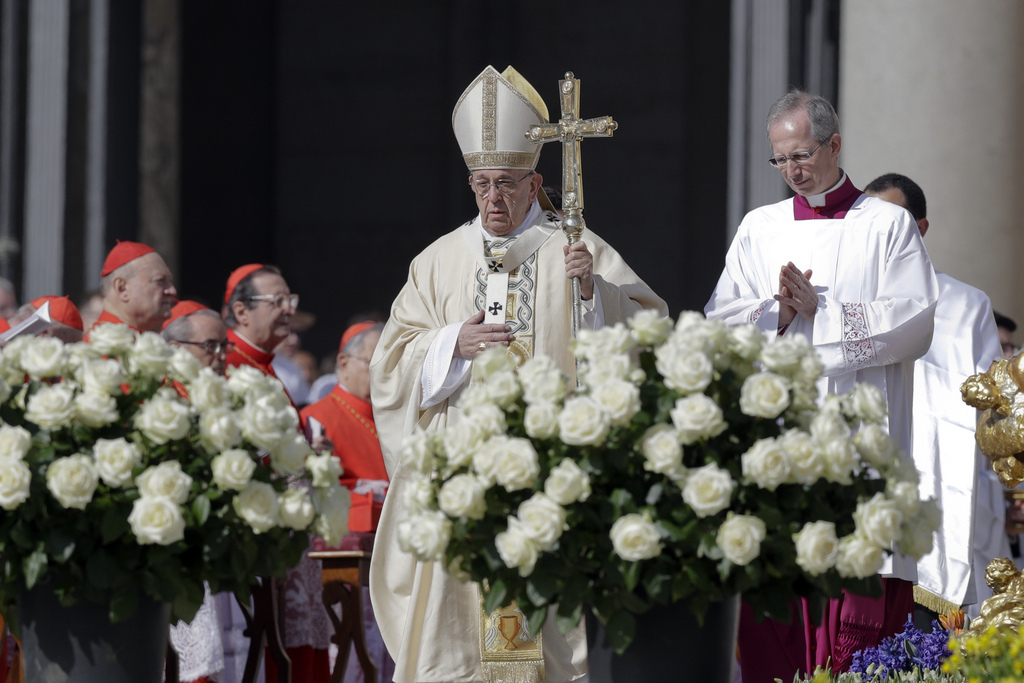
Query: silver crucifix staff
[{"left": 526, "top": 71, "right": 618, "bottom": 340}]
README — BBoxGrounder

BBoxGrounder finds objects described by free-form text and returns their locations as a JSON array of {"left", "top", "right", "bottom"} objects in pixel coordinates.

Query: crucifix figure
[{"left": 526, "top": 71, "right": 618, "bottom": 339}]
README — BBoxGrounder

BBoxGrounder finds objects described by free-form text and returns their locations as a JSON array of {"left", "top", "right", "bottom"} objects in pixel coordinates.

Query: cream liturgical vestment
[
  {"left": 369, "top": 203, "right": 667, "bottom": 683},
  {"left": 704, "top": 191, "right": 939, "bottom": 581},
  {"left": 912, "top": 272, "right": 1001, "bottom": 613}
]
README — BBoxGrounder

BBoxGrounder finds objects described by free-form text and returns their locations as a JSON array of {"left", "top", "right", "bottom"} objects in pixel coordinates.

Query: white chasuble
[
  {"left": 369, "top": 200, "right": 667, "bottom": 683},
  {"left": 705, "top": 194, "right": 939, "bottom": 581},
  {"left": 910, "top": 273, "right": 1000, "bottom": 610}
]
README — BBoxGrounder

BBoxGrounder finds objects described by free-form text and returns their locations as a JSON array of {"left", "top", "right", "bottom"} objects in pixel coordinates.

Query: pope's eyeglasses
[{"left": 469, "top": 171, "right": 534, "bottom": 197}]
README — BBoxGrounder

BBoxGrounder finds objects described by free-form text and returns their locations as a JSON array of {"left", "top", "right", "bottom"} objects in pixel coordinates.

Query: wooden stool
[
  {"left": 309, "top": 551, "right": 376, "bottom": 683},
  {"left": 238, "top": 578, "right": 291, "bottom": 683}
]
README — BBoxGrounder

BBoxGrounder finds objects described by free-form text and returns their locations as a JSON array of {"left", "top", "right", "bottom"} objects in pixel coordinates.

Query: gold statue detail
[
  {"left": 959, "top": 557, "right": 1024, "bottom": 642},
  {"left": 961, "top": 353, "right": 1024, "bottom": 487}
]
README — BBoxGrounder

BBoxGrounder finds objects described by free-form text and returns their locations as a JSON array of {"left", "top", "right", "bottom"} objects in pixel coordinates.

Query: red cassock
[
  {"left": 301, "top": 384, "right": 388, "bottom": 532},
  {"left": 736, "top": 177, "right": 916, "bottom": 682}
]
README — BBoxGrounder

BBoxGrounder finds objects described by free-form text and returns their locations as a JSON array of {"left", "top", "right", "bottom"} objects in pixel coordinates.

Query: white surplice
[
  {"left": 912, "top": 272, "right": 1001, "bottom": 610},
  {"left": 704, "top": 193, "right": 939, "bottom": 581},
  {"left": 369, "top": 201, "right": 668, "bottom": 683}
]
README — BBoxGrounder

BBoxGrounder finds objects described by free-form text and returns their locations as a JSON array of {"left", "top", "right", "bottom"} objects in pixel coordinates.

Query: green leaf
[
  {"left": 525, "top": 573, "right": 558, "bottom": 606},
  {"left": 109, "top": 589, "right": 139, "bottom": 623},
  {"left": 22, "top": 548, "right": 47, "bottom": 589},
  {"left": 100, "top": 507, "right": 130, "bottom": 544},
  {"left": 483, "top": 580, "right": 508, "bottom": 614},
  {"left": 555, "top": 601, "right": 583, "bottom": 634},
  {"left": 523, "top": 603, "right": 548, "bottom": 639},
  {"left": 604, "top": 609, "right": 636, "bottom": 655},
  {"left": 44, "top": 530, "right": 76, "bottom": 564},
  {"left": 192, "top": 495, "right": 211, "bottom": 526},
  {"left": 622, "top": 561, "right": 642, "bottom": 592}
]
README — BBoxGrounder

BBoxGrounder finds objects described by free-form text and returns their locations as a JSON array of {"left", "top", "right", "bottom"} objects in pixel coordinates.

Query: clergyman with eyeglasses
[
  {"left": 704, "top": 90, "right": 939, "bottom": 681},
  {"left": 368, "top": 66, "right": 667, "bottom": 683},
  {"left": 161, "top": 300, "right": 233, "bottom": 376}
]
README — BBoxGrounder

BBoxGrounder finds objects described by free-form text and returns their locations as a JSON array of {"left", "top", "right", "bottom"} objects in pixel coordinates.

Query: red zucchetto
[
  {"left": 340, "top": 321, "right": 376, "bottom": 354},
  {"left": 30, "top": 296, "right": 83, "bottom": 331},
  {"left": 100, "top": 241, "right": 156, "bottom": 277},
  {"left": 224, "top": 264, "right": 264, "bottom": 304},
  {"left": 161, "top": 300, "right": 212, "bottom": 331}
]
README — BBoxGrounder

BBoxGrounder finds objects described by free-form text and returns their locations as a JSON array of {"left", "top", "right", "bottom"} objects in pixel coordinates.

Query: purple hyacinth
[{"left": 848, "top": 617, "right": 951, "bottom": 674}]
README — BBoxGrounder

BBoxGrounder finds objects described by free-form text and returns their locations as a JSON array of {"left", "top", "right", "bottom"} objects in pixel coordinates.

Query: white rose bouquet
[
  {"left": 0, "top": 325, "right": 349, "bottom": 624},
  {"left": 394, "top": 312, "right": 938, "bottom": 654}
]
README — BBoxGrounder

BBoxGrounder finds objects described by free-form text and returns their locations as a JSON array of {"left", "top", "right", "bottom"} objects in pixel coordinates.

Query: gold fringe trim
[
  {"left": 913, "top": 586, "right": 960, "bottom": 615},
  {"left": 482, "top": 660, "right": 544, "bottom": 683}
]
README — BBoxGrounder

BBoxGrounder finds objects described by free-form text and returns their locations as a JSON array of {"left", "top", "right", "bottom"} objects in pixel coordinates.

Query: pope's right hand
[{"left": 455, "top": 310, "right": 513, "bottom": 359}]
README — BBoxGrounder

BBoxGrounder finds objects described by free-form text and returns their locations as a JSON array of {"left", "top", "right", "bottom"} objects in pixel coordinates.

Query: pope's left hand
[{"left": 564, "top": 241, "right": 595, "bottom": 300}]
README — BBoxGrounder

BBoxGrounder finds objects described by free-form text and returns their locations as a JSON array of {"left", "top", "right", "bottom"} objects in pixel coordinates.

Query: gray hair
[
  {"left": 162, "top": 308, "right": 222, "bottom": 342},
  {"left": 765, "top": 89, "right": 840, "bottom": 142},
  {"left": 340, "top": 322, "right": 384, "bottom": 356}
]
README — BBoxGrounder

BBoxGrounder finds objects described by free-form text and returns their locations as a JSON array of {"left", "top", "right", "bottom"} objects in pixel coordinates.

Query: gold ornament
[
  {"left": 961, "top": 558, "right": 1024, "bottom": 644},
  {"left": 962, "top": 352, "right": 1024, "bottom": 487}
]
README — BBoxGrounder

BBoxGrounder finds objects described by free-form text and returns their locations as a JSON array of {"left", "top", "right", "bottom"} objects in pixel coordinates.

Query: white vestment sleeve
[
  {"left": 580, "top": 284, "right": 604, "bottom": 330},
  {"left": 420, "top": 321, "right": 471, "bottom": 409},
  {"left": 704, "top": 228, "right": 782, "bottom": 337}
]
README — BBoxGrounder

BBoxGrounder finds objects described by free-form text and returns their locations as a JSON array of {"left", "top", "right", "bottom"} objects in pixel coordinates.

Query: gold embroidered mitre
[{"left": 452, "top": 65, "right": 549, "bottom": 172}]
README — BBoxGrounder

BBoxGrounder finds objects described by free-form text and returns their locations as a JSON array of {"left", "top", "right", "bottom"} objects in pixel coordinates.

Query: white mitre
[{"left": 452, "top": 65, "right": 549, "bottom": 171}]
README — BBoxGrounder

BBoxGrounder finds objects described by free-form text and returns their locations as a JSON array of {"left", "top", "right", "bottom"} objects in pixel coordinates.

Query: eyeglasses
[
  {"left": 177, "top": 339, "right": 235, "bottom": 355},
  {"left": 248, "top": 293, "right": 299, "bottom": 310},
  {"left": 768, "top": 141, "right": 826, "bottom": 169},
  {"left": 469, "top": 171, "right": 534, "bottom": 197}
]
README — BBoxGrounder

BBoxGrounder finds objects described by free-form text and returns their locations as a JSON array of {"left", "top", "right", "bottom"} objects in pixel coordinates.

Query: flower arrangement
[
  {"left": 945, "top": 625, "right": 1024, "bottom": 681},
  {"left": 848, "top": 616, "right": 955, "bottom": 677},
  {"left": 0, "top": 325, "right": 349, "bottom": 623},
  {"left": 396, "top": 311, "right": 939, "bottom": 652}
]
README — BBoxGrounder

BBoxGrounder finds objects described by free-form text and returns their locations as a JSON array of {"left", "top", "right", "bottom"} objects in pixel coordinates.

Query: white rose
[
  {"left": 670, "top": 394, "right": 727, "bottom": 445},
  {"left": 716, "top": 513, "right": 766, "bottom": 566},
  {"left": 136, "top": 461, "right": 192, "bottom": 504},
  {"left": 279, "top": 488, "right": 315, "bottom": 531},
  {"left": 92, "top": 437, "right": 142, "bottom": 487},
  {"left": 580, "top": 354, "right": 633, "bottom": 387},
  {"left": 0, "top": 459, "right": 31, "bottom": 509},
  {"left": 437, "top": 473, "right": 487, "bottom": 519},
  {"left": 226, "top": 365, "right": 276, "bottom": 399},
  {"left": 306, "top": 452, "right": 343, "bottom": 488},
  {"left": 655, "top": 344, "right": 713, "bottom": 394},
  {"left": 795, "top": 353, "right": 825, "bottom": 386},
  {"left": 0, "top": 336, "right": 32, "bottom": 381},
  {"left": 441, "top": 419, "right": 486, "bottom": 467},
  {"left": 821, "top": 439, "right": 858, "bottom": 485},
  {"left": 741, "top": 438, "right": 790, "bottom": 491},
  {"left": 898, "top": 514, "right": 935, "bottom": 560},
  {"left": 20, "top": 337, "right": 66, "bottom": 379},
  {"left": 25, "top": 384, "right": 76, "bottom": 430},
  {"left": 516, "top": 493, "right": 567, "bottom": 549},
  {"left": 0, "top": 376, "right": 11, "bottom": 404},
  {"left": 400, "top": 429, "right": 438, "bottom": 475},
  {"left": 134, "top": 395, "right": 191, "bottom": 444},
  {"left": 0, "top": 425, "right": 32, "bottom": 460},
  {"left": 189, "top": 368, "right": 232, "bottom": 412},
  {"left": 86, "top": 323, "right": 137, "bottom": 356},
  {"left": 79, "top": 357, "right": 126, "bottom": 396},
  {"left": 168, "top": 347, "right": 202, "bottom": 384},
  {"left": 846, "top": 383, "right": 887, "bottom": 424},
  {"left": 629, "top": 309, "right": 673, "bottom": 346},
  {"left": 483, "top": 370, "right": 521, "bottom": 410},
  {"left": 524, "top": 402, "right": 560, "bottom": 440},
  {"left": 494, "top": 516, "right": 540, "bottom": 576},
  {"left": 46, "top": 454, "right": 98, "bottom": 509},
  {"left": 793, "top": 521, "right": 840, "bottom": 575},
  {"left": 574, "top": 324, "right": 633, "bottom": 362},
  {"left": 471, "top": 346, "right": 514, "bottom": 381},
  {"left": 672, "top": 313, "right": 727, "bottom": 354},
  {"left": 760, "top": 337, "right": 806, "bottom": 373},
  {"left": 853, "top": 424, "right": 898, "bottom": 469},
  {"left": 518, "top": 356, "right": 567, "bottom": 405},
  {"left": 62, "top": 343, "right": 97, "bottom": 376},
  {"left": 447, "top": 556, "right": 472, "bottom": 583},
  {"left": 836, "top": 533, "right": 885, "bottom": 578},
  {"left": 240, "top": 392, "right": 298, "bottom": 452},
  {"left": 199, "top": 407, "right": 243, "bottom": 453},
  {"left": 641, "top": 424, "right": 684, "bottom": 477},
  {"left": 544, "top": 458, "right": 591, "bottom": 504},
  {"left": 270, "top": 432, "right": 311, "bottom": 477},
  {"left": 887, "top": 481, "right": 921, "bottom": 517},
  {"left": 312, "top": 485, "right": 351, "bottom": 546},
  {"left": 493, "top": 437, "right": 540, "bottom": 492},
  {"left": 74, "top": 392, "right": 119, "bottom": 428},
  {"left": 397, "top": 509, "right": 451, "bottom": 562},
  {"left": 727, "top": 324, "right": 764, "bottom": 362},
  {"left": 810, "top": 411, "right": 852, "bottom": 444},
  {"left": 402, "top": 475, "right": 436, "bottom": 514},
  {"left": 464, "top": 402, "right": 506, "bottom": 437},
  {"left": 129, "top": 332, "right": 173, "bottom": 378},
  {"left": 682, "top": 463, "right": 735, "bottom": 518},
  {"left": 853, "top": 493, "right": 903, "bottom": 548},
  {"left": 211, "top": 449, "right": 257, "bottom": 491},
  {"left": 739, "top": 372, "right": 790, "bottom": 419},
  {"left": 233, "top": 480, "right": 281, "bottom": 533},
  {"left": 610, "top": 513, "right": 663, "bottom": 561},
  {"left": 128, "top": 496, "right": 186, "bottom": 544},
  {"left": 557, "top": 396, "right": 610, "bottom": 446},
  {"left": 779, "top": 430, "right": 825, "bottom": 484},
  {"left": 592, "top": 379, "right": 641, "bottom": 427}
]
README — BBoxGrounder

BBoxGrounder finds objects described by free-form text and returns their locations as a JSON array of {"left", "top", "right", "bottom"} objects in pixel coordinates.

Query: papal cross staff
[{"left": 526, "top": 72, "right": 618, "bottom": 340}]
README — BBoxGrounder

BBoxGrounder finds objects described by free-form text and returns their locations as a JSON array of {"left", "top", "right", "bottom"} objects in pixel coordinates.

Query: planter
[
  {"left": 18, "top": 584, "right": 171, "bottom": 683},
  {"left": 586, "top": 595, "right": 740, "bottom": 683}
]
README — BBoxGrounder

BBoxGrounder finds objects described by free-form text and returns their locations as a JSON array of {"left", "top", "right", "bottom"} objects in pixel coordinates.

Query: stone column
[{"left": 838, "top": 0, "right": 1024, "bottom": 324}]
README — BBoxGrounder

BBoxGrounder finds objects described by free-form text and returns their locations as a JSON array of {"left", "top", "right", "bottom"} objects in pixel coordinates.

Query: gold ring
[{"left": 478, "top": 342, "right": 487, "bottom": 352}]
